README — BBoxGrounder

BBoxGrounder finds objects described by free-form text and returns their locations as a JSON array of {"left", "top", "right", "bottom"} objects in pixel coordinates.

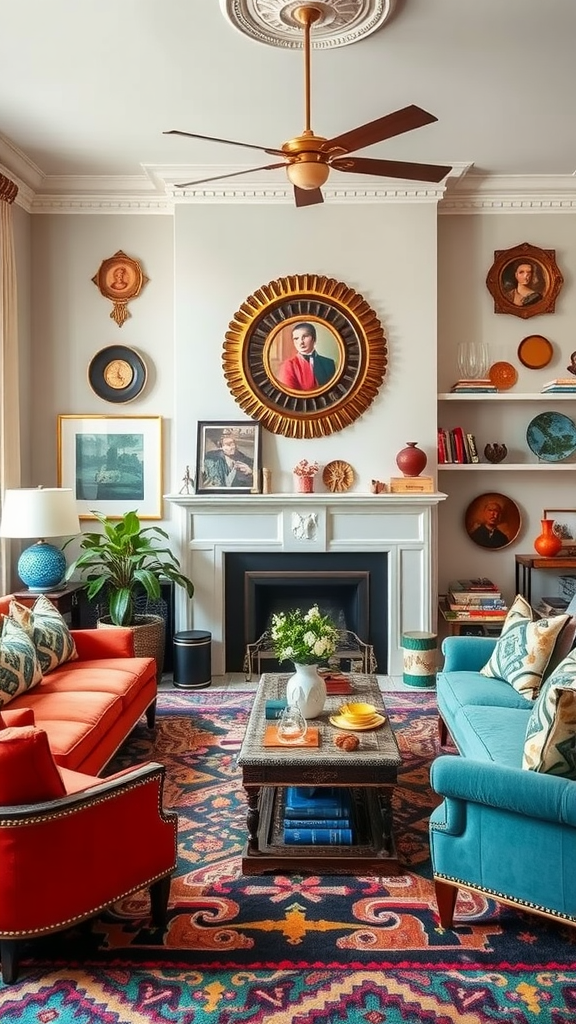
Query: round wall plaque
[{"left": 88, "top": 345, "right": 148, "bottom": 403}]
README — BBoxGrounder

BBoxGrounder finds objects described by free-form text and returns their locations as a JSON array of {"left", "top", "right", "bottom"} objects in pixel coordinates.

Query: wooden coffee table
[{"left": 237, "top": 673, "right": 403, "bottom": 875}]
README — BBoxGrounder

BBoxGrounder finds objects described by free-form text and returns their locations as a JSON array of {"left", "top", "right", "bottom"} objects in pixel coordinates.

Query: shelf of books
[
  {"left": 438, "top": 392, "right": 576, "bottom": 401},
  {"left": 439, "top": 577, "right": 508, "bottom": 636}
]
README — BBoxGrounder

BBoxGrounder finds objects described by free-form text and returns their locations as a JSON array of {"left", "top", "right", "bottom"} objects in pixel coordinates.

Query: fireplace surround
[{"left": 166, "top": 492, "right": 445, "bottom": 677}]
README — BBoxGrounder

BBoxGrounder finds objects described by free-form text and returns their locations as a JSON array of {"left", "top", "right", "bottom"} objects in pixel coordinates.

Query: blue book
[
  {"left": 283, "top": 818, "right": 352, "bottom": 829},
  {"left": 284, "top": 787, "right": 351, "bottom": 819},
  {"left": 265, "top": 700, "right": 287, "bottom": 720},
  {"left": 283, "top": 827, "right": 354, "bottom": 845}
]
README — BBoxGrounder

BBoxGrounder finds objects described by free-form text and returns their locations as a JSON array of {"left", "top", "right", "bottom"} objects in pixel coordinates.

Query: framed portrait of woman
[
  {"left": 486, "top": 242, "right": 563, "bottom": 319},
  {"left": 222, "top": 274, "right": 388, "bottom": 438}
]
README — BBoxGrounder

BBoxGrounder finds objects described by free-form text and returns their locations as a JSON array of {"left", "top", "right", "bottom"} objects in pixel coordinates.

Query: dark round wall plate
[{"left": 88, "top": 345, "right": 148, "bottom": 403}]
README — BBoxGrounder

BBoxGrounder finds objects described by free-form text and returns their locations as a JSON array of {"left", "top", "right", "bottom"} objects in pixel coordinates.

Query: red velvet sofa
[{"left": 0, "top": 595, "right": 157, "bottom": 774}]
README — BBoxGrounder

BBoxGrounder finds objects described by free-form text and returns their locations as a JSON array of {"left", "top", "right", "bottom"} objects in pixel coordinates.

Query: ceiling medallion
[
  {"left": 220, "top": 0, "right": 396, "bottom": 48},
  {"left": 223, "top": 274, "right": 388, "bottom": 438}
]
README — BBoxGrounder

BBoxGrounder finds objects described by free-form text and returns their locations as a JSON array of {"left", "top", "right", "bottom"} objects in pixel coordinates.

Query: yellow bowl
[{"left": 339, "top": 702, "right": 377, "bottom": 723}]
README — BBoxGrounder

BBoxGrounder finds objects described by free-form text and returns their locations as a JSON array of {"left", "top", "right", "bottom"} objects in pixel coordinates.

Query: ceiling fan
[{"left": 165, "top": 4, "right": 451, "bottom": 208}]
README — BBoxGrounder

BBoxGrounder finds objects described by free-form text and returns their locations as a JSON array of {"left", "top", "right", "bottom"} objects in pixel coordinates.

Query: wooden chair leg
[
  {"left": 438, "top": 714, "right": 448, "bottom": 747},
  {"left": 145, "top": 699, "right": 157, "bottom": 729},
  {"left": 434, "top": 878, "right": 458, "bottom": 928},
  {"left": 150, "top": 875, "right": 171, "bottom": 928},
  {"left": 1, "top": 938, "right": 20, "bottom": 985}
]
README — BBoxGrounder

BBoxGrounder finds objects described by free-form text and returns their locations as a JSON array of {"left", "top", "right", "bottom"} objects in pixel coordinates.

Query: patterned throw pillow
[
  {"left": 480, "top": 594, "right": 569, "bottom": 697},
  {"left": 10, "top": 595, "right": 78, "bottom": 675},
  {"left": 0, "top": 616, "right": 43, "bottom": 707},
  {"left": 523, "top": 647, "right": 576, "bottom": 778}
]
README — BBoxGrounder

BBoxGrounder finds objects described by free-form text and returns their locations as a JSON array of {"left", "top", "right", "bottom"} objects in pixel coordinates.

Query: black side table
[
  {"left": 11, "top": 582, "right": 85, "bottom": 628},
  {"left": 173, "top": 630, "right": 212, "bottom": 689}
]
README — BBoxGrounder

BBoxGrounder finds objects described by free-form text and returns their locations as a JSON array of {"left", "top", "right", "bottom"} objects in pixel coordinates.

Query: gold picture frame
[
  {"left": 486, "top": 242, "right": 564, "bottom": 319},
  {"left": 91, "top": 250, "right": 149, "bottom": 328},
  {"left": 57, "top": 414, "right": 162, "bottom": 519},
  {"left": 223, "top": 274, "right": 388, "bottom": 438}
]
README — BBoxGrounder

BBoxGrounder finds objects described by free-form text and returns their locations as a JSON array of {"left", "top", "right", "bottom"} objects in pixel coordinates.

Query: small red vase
[
  {"left": 395, "top": 442, "right": 428, "bottom": 477},
  {"left": 295, "top": 475, "right": 314, "bottom": 493},
  {"left": 533, "top": 519, "right": 562, "bottom": 557}
]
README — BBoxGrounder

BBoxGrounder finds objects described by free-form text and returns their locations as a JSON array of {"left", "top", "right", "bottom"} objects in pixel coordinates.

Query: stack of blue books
[{"left": 283, "top": 786, "right": 354, "bottom": 845}]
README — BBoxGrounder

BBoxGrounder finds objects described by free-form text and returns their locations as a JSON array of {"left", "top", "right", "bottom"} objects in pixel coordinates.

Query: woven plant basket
[{"left": 97, "top": 614, "right": 165, "bottom": 684}]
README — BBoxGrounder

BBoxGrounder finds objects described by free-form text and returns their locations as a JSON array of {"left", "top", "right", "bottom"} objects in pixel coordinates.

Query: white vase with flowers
[{"left": 270, "top": 604, "right": 339, "bottom": 718}]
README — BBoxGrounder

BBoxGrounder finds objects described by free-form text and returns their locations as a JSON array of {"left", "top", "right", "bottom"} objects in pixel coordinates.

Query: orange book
[{"left": 263, "top": 725, "right": 319, "bottom": 748}]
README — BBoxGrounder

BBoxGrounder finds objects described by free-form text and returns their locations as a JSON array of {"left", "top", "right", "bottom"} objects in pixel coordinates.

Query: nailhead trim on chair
[{"left": 433, "top": 872, "right": 576, "bottom": 926}]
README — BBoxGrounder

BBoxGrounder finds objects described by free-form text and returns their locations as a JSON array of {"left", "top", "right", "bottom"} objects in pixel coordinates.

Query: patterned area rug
[{"left": 1, "top": 690, "right": 575, "bottom": 1023}]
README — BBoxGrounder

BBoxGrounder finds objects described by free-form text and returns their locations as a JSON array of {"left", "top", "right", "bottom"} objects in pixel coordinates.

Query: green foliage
[
  {"left": 270, "top": 604, "right": 339, "bottom": 666},
  {"left": 65, "top": 510, "right": 194, "bottom": 626}
]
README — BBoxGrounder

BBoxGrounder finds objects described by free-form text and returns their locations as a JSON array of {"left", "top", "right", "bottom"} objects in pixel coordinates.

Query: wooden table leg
[{"left": 245, "top": 785, "right": 261, "bottom": 854}]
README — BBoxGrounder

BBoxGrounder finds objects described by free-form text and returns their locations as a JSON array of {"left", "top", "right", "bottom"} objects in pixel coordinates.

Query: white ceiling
[{"left": 1, "top": 0, "right": 576, "bottom": 197}]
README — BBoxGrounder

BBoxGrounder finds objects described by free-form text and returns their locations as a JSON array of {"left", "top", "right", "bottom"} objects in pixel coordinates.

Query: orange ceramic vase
[{"left": 533, "top": 519, "right": 563, "bottom": 557}]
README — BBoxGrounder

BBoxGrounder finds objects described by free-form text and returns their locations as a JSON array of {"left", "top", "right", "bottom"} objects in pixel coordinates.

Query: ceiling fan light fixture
[{"left": 286, "top": 160, "right": 330, "bottom": 190}]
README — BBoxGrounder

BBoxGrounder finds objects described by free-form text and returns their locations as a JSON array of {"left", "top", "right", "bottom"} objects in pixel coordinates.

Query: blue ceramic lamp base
[{"left": 17, "top": 542, "right": 67, "bottom": 592}]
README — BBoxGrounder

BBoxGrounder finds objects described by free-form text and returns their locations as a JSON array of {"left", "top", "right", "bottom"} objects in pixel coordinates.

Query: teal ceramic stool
[{"left": 402, "top": 631, "right": 437, "bottom": 687}]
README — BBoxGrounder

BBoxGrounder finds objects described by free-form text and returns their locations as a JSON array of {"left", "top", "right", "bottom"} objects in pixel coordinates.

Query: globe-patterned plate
[{"left": 526, "top": 411, "right": 576, "bottom": 462}]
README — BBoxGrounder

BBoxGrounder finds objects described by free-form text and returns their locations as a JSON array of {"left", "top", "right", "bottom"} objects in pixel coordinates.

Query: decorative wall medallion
[
  {"left": 223, "top": 274, "right": 387, "bottom": 438},
  {"left": 485, "top": 242, "right": 563, "bottom": 319},
  {"left": 91, "top": 250, "right": 149, "bottom": 328},
  {"left": 88, "top": 345, "right": 148, "bottom": 403},
  {"left": 219, "top": 0, "right": 396, "bottom": 49}
]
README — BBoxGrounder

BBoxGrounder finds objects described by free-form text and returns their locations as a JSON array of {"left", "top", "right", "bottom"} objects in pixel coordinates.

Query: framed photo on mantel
[{"left": 196, "top": 420, "right": 262, "bottom": 495}]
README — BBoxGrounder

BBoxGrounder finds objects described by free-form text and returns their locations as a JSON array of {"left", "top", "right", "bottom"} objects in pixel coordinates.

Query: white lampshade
[{"left": 0, "top": 488, "right": 80, "bottom": 539}]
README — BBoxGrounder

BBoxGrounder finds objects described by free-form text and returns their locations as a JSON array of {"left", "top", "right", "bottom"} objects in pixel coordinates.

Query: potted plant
[{"left": 65, "top": 510, "right": 194, "bottom": 680}]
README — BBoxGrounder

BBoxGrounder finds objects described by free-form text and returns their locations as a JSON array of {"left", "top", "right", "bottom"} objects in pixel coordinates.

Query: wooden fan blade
[
  {"left": 175, "top": 163, "right": 287, "bottom": 188},
  {"left": 331, "top": 156, "right": 451, "bottom": 183},
  {"left": 294, "top": 186, "right": 324, "bottom": 208},
  {"left": 321, "top": 106, "right": 438, "bottom": 157},
  {"left": 164, "top": 130, "right": 285, "bottom": 158}
]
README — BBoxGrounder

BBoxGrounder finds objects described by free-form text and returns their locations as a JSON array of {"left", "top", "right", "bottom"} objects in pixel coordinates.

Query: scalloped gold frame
[{"left": 223, "top": 275, "right": 387, "bottom": 438}]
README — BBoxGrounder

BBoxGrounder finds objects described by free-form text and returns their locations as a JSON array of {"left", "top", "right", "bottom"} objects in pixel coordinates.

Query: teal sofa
[{"left": 429, "top": 634, "right": 576, "bottom": 929}]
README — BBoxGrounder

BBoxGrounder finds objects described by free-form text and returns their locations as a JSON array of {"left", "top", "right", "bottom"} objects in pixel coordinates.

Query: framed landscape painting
[{"left": 57, "top": 415, "right": 162, "bottom": 519}]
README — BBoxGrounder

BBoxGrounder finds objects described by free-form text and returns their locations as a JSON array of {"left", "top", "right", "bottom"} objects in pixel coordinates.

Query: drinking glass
[
  {"left": 277, "top": 704, "right": 308, "bottom": 744},
  {"left": 457, "top": 342, "right": 489, "bottom": 380}
]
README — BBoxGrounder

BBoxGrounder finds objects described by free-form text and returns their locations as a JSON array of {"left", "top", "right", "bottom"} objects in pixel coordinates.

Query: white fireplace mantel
[{"left": 166, "top": 492, "right": 447, "bottom": 677}]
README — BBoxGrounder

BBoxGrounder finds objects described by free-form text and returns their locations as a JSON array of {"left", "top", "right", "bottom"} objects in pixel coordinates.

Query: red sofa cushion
[{"left": 0, "top": 726, "right": 67, "bottom": 804}]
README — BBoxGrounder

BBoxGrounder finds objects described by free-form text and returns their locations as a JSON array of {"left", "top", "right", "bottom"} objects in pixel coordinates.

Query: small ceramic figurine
[
  {"left": 484, "top": 443, "right": 508, "bottom": 464},
  {"left": 371, "top": 480, "right": 387, "bottom": 494},
  {"left": 179, "top": 466, "right": 194, "bottom": 494}
]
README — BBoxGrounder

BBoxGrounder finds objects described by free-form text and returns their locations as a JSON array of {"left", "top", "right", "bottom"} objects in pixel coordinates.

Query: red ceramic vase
[
  {"left": 533, "top": 519, "right": 563, "bottom": 557},
  {"left": 395, "top": 442, "right": 428, "bottom": 477}
]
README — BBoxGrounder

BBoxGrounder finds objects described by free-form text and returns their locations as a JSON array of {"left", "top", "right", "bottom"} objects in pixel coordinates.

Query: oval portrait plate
[
  {"left": 518, "top": 334, "right": 553, "bottom": 369},
  {"left": 526, "top": 411, "right": 576, "bottom": 462},
  {"left": 464, "top": 492, "right": 522, "bottom": 550},
  {"left": 88, "top": 345, "right": 148, "bottom": 403}
]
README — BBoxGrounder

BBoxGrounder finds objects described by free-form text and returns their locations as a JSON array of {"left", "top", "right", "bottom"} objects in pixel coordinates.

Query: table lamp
[{"left": 0, "top": 487, "right": 80, "bottom": 591}]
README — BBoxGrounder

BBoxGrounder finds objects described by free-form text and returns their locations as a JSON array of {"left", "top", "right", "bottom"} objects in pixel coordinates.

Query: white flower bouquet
[{"left": 270, "top": 604, "right": 339, "bottom": 665}]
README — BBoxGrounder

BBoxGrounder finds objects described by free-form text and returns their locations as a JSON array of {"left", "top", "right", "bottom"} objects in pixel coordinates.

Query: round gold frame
[{"left": 223, "top": 275, "right": 387, "bottom": 438}]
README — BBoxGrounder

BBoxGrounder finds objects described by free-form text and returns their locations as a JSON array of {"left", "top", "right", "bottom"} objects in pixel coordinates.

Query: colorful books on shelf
[
  {"left": 449, "top": 578, "right": 501, "bottom": 597},
  {"left": 437, "top": 427, "right": 479, "bottom": 464},
  {"left": 442, "top": 604, "right": 508, "bottom": 621},
  {"left": 446, "top": 578, "right": 507, "bottom": 617},
  {"left": 450, "top": 379, "right": 498, "bottom": 393}
]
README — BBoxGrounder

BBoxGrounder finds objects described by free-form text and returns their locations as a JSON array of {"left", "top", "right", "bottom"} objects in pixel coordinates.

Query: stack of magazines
[
  {"left": 450, "top": 379, "right": 498, "bottom": 394},
  {"left": 540, "top": 379, "right": 576, "bottom": 393},
  {"left": 446, "top": 578, "right": 508, "bottom": 618},
  {"left": 283, "top": 786, "right": 354, "bottom": 845}
]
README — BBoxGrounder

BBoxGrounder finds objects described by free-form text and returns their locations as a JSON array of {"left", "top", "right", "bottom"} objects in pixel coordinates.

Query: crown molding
[{"left": 440, "top": 173, "right": 576, "bottom": 213}]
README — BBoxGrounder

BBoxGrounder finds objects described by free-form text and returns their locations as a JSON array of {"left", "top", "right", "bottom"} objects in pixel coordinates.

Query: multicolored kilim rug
[{"left": 1, "top": 689, "right": 575, "bottom": 1023}]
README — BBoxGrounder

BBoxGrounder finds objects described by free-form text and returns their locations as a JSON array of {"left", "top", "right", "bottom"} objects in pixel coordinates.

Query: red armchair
[{"left": 0, "top": 710, "right": 177, "bottom": 983}]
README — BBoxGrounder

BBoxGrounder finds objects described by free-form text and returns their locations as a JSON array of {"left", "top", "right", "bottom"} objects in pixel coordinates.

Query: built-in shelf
[
  {"left": 438, "top": 463, "right": 576, "bottom": 471},
  {"left": 438, "top": 393, "right": 576, "bottom": 401}
]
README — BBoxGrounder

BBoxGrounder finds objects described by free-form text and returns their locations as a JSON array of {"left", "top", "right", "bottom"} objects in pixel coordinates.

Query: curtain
[{"left": 0, "top": 173, "right": 21, "bottom": 594}]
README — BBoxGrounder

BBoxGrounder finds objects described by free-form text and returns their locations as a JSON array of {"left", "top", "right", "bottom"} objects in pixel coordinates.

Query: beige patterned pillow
[
  {"left": 523, "top": 647, "right": 576, "bottom": 777},
  {"left": 0, "top": 616, "right": 43, "bottom": 707},
  {"left": 10, "top": 595, "right": 78, "bottom": 675},
  {"left": 480, "top": 594, "right": 569, "bottom": 697}
]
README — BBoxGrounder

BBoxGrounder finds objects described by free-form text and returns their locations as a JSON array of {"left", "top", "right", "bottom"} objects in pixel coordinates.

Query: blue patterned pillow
[
  {"left": 480, "top": 594, "right": 569, "bottom": 697},
  {"left": 10, "top": 595, "right": 78, "bottom": 675},
  {"left": 0, "top": 616, "right": 43, "bottom": 707},
  {"left": 523, "top": 647, "right": 576, "bottom": 778}
]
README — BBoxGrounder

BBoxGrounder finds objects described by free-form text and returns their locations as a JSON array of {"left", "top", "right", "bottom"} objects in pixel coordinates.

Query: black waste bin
[{"left": 173, "top": 630, "right": 212, "bottom": 689}]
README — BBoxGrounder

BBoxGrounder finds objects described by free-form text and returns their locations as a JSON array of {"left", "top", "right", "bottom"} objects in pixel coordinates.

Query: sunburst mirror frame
[{"left": 223, "top": 275, "right": 387, "bottom": 438}]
